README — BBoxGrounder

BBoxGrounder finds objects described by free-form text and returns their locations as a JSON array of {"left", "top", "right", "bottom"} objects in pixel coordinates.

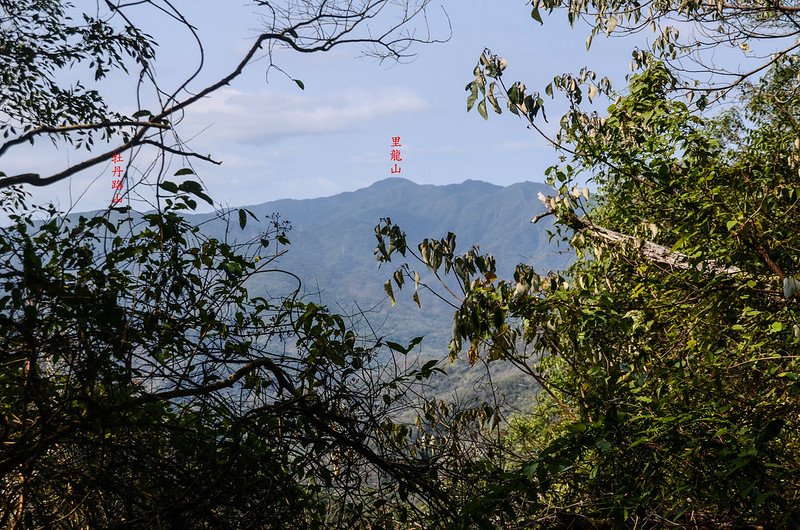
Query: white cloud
[{"left": 181, "top": 86, "right": 428, "bottom": 146}]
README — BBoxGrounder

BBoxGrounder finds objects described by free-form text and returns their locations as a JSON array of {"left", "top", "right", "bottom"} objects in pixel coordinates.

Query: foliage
[
  {"left": 376, "top": 55, "right": 800, "bottom": 528},
  {"left": 0, "top": 0, "right": 156, "bottom": 146},
  {"left": 0, "top": 183, "right": 477, "bottom": 527},
  {"left": 526, "top": 0, "right": 800, "bottom": 96},
  {"left": 0, "top": 2, "right": 469, "bottom": 528},
  {"left": 0, "top": 0, "right": 446, "bottom": 190}
]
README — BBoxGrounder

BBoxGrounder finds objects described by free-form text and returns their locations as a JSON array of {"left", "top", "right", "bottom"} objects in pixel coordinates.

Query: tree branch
[
  {"left": 0, "top": 121, "right": 169, "bottom": 158},
  {"left": 140, "top": 140, "right": 221, "bottom": 165},
  {"left": 535, "top": 194, "right": 742, "bottom": 276}
]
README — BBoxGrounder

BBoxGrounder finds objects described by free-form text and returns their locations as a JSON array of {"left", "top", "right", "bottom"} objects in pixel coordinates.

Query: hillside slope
[{"left": 204, "top": 177, "right": 568, "bottom": 346}]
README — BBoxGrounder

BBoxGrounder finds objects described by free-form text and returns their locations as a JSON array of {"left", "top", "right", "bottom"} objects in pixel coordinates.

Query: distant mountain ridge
[
  {"left": 197, "top": 177, "right": 569, "bottom": 351},
  {"left": 233, "top": 177, "right": 566, "bottom": 277},
  {"left": 69, "top": 177, "right": 568, "bottom": 406}
]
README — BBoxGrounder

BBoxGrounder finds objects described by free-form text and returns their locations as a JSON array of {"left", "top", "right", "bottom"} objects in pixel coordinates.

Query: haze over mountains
[
  {"left": 208, "top": 177, "right": 570, "bottom": 350},
  {"left": 189, "top": 176, "right": 570, "bottom": 407}
]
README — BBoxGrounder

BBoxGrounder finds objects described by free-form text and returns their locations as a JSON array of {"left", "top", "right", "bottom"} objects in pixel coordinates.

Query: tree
[
  {"left": 0, "top": 1, "right": 464, "bottom": 527},
  {"left": 0, "top": 0, "right": 447, "bottom": 191},
  {"left": 529, "top": 0, "right": 800, "bottom": 96},
  {"left": 1, "top": 180, "right": 471, "bottom": 527},
  {"left": 374, "top": 8, "right": 800, "bottom": 529}
]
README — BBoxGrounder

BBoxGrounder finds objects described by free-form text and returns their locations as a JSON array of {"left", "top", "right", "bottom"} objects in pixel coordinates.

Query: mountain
[
  {"left": 175, "top": 178, "right": 569, "bottom": 409},
  {"left": 191, "top": 178, "right": 569, "bottom": 350},
  {"left": 87, "top": 178, "right": 566, "bottom": 408},
  {"left": 198, "top": 177, "right": 565, "bottom": 339}
]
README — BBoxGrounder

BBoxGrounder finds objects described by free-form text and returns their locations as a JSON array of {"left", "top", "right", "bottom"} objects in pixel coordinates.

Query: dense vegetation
[
  {"left": 2, "top": 0, "right": 800, "bottom": 528},
  {"left": 376, "top": 2, "right": 800, "bottom": 527}
]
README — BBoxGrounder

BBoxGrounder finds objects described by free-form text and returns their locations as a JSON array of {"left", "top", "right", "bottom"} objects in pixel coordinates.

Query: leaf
[
  {"left": 386, "top": 340, "right": 407, "bottom": 353},
  {"left": 596, "top": 439, "right": 612, "bottom": 452},
  {"left": 159, "top": 181, "right": 179, "bottom": 193},
  {"left": 477, "top": 99, "right": 488, "bottom": 120},
  {"left": 412, "top": 291, "right": 420, "bottom": 308},
  {"left": 566, "top": 422, "right": 588, "bottom": 434},
  {"left": 467, "top": 90, "right": 478, "bottom": 112},
  {"left": 531, "top": 6, "right": 543, "bottom": 25},
  {"left": 174, "top": 168, "right": 195, "bottom": 176},
  {"left": 487, "top": 90, "right": 501, "bottom": 114},
  {"left": 606, "top": 16, "right": 617, "bottom": 35},
  {"left": 384, "top": 280, "right": 396, "bottom": 306},
  {"left": 293, "top": 79, "right": 305, "bottom": 90},
  {"left": 420, "top": 359, "right": 438, "bottom": 374},
  {"left": 132, "top": 109, "right": 151, "bottom": 118},
  {"left": 179, "top": 180, "right": 204, "bottom": 194},
  {"left": 178, "top": 180, "right": 213, "bottom": 205},
  {"left": 507, "top": 83, "right": 520, "bottom": 105},
  {"left": 238, "top": 209, "right": 247, "bottom": 229}
]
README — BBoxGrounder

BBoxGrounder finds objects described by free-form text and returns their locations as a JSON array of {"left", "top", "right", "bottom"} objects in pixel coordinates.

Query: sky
[{"left": 7, "top": 1, "right": 659, "bottom": 212}]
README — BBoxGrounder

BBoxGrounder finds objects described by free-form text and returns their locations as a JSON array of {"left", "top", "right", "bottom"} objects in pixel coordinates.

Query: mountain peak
[
  {"left": 451, "top": 179, "right": 501, "bottom": 190},
  {"left": 366, "top": 177, "right": 416, "bottom": 189},
  {"left": 366, "top": 177, "right": 507, "bottom": 191}
]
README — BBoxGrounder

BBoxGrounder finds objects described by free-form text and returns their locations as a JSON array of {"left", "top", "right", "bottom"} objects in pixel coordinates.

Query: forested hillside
[
  {"left": 2, "top": 0, "right": 800, "bottom": 528},
  {"left": 195, "top": 177, "right": 568, "bottom": 347}
]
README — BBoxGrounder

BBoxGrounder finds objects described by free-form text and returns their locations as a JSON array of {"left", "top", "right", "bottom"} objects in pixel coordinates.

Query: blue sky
[{"left": 10, "top": 1, "right": 651, "bottom": 212}]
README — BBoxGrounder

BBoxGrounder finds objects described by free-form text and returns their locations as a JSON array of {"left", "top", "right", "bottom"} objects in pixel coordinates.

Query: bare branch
[
  {"left": 0, "top": 1, "right": 447, "bottom": 192},
  {"left": 139, "top": 140, "right": 221, "bottom": 165}
]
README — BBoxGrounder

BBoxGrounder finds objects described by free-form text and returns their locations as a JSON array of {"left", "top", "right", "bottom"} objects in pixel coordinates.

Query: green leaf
[
  {"left": 238, "top": 209, "right": 247, "bottom": 229},
  {"left": 477, "top": 99, "right": 488, "bottom": 120},
  {"left": 596, "top": 439, "right": 612, "bottom": 452},
  {"left": 174, "top": 168, "right": 194, "bottom": 176},
  {"left": 159, "top": 181, "right": 179, "bottom": 193},
  {"left": 566, "top": 422, "right": 588, "bottom": 434},
  {"left": 178, "top": 180, "right": 213, "bottom": 205},
  {"left": 132, "top": 109, "right": 151, "bottom": 118},
  {"left": 293, "top": 79, "right": 305, "bottom": 90},
  {"left": 531, "top": 7, "right": 543, "bottom": 25},
  {"left": 178, "top": 180, "right": 204, "bottom": 194},
  {"left": 386, "top": 340, "right": 407, "bottom": 353},
  {"left": 467, "top": 90, "right": 478, "bottom": 112},
  {"left": 487, "top": 88, "right": 502, "bottom": 114}
]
